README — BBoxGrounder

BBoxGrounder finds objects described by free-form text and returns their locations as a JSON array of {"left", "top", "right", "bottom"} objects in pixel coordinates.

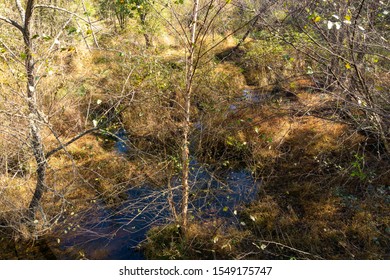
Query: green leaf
[
  {"left": 226, "top": 136, "right": 235, "bottom": 146},
  {"left": 67, "top": 26, "right": 78, "bottom": 35},
  {"left": 20, "top": 52, "right": 27, "bottom": 60}
]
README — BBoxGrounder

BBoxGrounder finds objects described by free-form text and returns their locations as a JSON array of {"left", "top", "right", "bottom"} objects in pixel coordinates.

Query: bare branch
[
  {"left": 149, "top": 3, "right": 189, "bottom": 48},
  {"left": 81, "top": 0, "right": 99, "bottom": 48},
  {"left": 35, "top": 16, "right": 75, "bottom": 83},
  {"left": 15, "top": 0, "right": 25, "bottom": 25},
  {"left": 45, "top": 128, "right": 99, "bottom": 158},
  {"left": 253, "top": 241, "right": 324, "bottom": 260},
  {"left": 24, "top": 0, "right": 34, "bottom": 30},
  {"left": 34, "top": 4, "right": 90, "bottom": 23},
  {"left": 0, "top": 15, "right": 24, "bottom": 33},
  {"left": 0, "top": 38, "right": 25, "bottom": 66},
  {"left": 45, "top": 89, "right": 135, "bottom": 159}
]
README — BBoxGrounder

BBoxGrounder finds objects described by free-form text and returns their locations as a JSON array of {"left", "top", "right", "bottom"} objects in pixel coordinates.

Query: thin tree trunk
[
  {"left": 22, "top": 0, "right": 48, "bottom": 221},
  {"left": 167, "top": 165, "right": 178, "bottom": 222},
  {"left": 139, "top": 12, "right": 151, "bottom": 48},
  {"left": 181, "top": 0, "right": 199, "bottom": 232}
]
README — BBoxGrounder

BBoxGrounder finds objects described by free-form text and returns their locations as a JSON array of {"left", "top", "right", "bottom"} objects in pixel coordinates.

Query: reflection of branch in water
[
  {"left": 65, "top": 185, "right": 176, "bottom": 248},
  {"left": 114, "top": 189, "right": 170, "bottom": 234},
  {"left": 56, "top": 162, "right": 260, "bottom": 258},
  {"left": 188, "top": 162, "right": 259, "bottom": 220}
]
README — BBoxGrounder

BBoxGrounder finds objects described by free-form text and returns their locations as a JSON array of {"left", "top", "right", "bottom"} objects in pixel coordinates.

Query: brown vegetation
[{"left": 0, "top": 0, "right": 388, "bottom": 260}]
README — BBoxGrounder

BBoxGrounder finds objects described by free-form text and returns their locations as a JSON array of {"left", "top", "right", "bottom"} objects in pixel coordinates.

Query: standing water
[{"left": 55, "top": 157, "right": 260, "bottom": 259}]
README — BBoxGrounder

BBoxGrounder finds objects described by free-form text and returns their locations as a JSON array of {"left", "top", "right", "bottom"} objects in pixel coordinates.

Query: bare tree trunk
[
  {"left": 167, "top": 165, "right": 178, "bottom": 222},
  {"left": 22, "top": 0, "right": 48, "bottom": 220},
  {"left": 181, "top": 0, "right": 199, "bottom": 233}
]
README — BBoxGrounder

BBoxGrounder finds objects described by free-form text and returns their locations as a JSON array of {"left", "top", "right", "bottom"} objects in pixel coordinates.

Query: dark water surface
[
  {"left": 52, "top": 91, "right": 263, "bottom": 259},
  {"left": 56, "top": 159, "right": 260, "bottom": 259}
]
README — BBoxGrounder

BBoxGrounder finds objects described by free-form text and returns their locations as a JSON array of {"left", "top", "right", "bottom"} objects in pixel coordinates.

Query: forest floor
[{"left": 1, "top": 27, "right": 389, "bottom": 260}]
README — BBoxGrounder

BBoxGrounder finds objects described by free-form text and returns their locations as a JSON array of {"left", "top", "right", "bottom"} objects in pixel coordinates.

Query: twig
[
  {"left": 34, "top": 4, "right": 89, "bottom": 23},
  {"left": 253, "top": 240, "right": 324, "bottom": 259}
]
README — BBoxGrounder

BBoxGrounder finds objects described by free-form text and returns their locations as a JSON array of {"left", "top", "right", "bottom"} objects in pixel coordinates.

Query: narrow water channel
[
  {"left": 47, "top": 89, "right": 263, "bottom": 260},
  {"left": 53, "top": 90, "right": 264, "bottom": 259},
  {"left": 55, "top": 158, "right": 260, "bottom": 259}
]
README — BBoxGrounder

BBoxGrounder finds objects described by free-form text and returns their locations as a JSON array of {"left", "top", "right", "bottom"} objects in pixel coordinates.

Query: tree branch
[
  {"left": 253, "top": 241, "right": 324, "bottom": 260},
  {"left": 45, "top": 90, "right": 135, "bottom": 159},
  {"left": 45, "top": 128, "right": 99, "bottom": 158},
  {"left": 81, "top": 0, "right": 99, "bottom": 48},
  {"left": 34, "top": 4, "right": 90, "bottom": 23},
  {"left": 15, "top": 0, "right": 25, "bottom": 25},
  {"left": 24, "top": 0, "right": 34, "bottom": 32},
  {"left": 0, "top": 15, "right": 24, "bottom": 33}
]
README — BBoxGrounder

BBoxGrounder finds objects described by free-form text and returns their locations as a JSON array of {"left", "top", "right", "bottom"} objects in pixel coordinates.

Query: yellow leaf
[
  {"left": 345, "top": 15, "right": 351, "bottom": 21},
  {"left": 345, "top": 63, "right": 351, "bottom": 69},
  {"left": 314, "top": 16, "right": 321, "bottom": 22}
]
